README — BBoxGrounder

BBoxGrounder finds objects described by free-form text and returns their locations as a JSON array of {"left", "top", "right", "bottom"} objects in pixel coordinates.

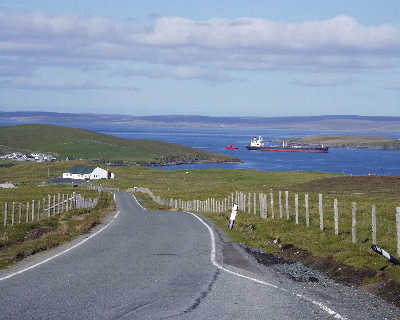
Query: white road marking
[
  {"left": 185, "top": 211, "right": 347, "bottom": 320},
  {"left": 131, "top": 193, "right": 146, "bottom": 210},
  {"left": 0, "top": 210, "right": 120, "bottom": 281}
]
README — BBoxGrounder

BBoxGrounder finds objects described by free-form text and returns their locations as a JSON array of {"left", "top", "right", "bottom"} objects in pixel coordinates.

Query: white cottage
[{"left": 63, "top": 165, "right": 114, "bottom": 180}]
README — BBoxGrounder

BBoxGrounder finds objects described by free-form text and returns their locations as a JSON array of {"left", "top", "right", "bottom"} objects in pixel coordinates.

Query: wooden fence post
[
  {"left": 264, "top": 193, "right": 268, "bottom": 218},
  {"left": 48, "top": 195, "right": 51, "bottom": 217},
  {"left": 58, "top": 193, "right": 60, "bottom": 215},
  {"left": 285, "top": 191, "right": 289, "bottom": 220},
  {"left": 352, "top": 202, "right": 357, "bottom": 243},
  {"left": 11, "top": 202, "right": 15, "bottom": 226},
  {"left": 53, "top": 195, "right": 56, "bottom": 215},
  {"left": 254, "top": 193, "right": 257, "bottom": 215},
  {"left": 319, "top": 194, "right": 324, "bottom": 231},
  {"left": 26, "top": 202, "right": 29, "bottom": 223},
  {"left": 31, "top": 200, "right": 35, "bottom": 221},
  {"left": 372, "top": 205, "right": 377, "bottom": 245},
  {"left": 248, "top": 193, "right": 251, "bottom": 213},
  {"left": 279, "top": 191, "right": 282, "bottom": 219},
  {"left": 43, "top": 198, "right": 45, "bottom": 216},
  {"left": 270, "top": 192, "right": 274, "bottom": 219},
  {"left": 3, "top": 202, "right": 8, "bottom": 226},
  {"left": 37, "top": 200, "right": 40, "bottom": 221},
  {"left": 334, "top": 199, "right": 339, "bottom": 235},
  {"left": 305, "top": 193, "right": 309, "bottom": 227},
  {"left": 295, "top": 194, "right": 299, "bottom": 224},
  {"left": 18, "top": 203, "right": 22, "bottom": 224},
  {"left": 396, "top": 208, "right": 400, "bottom": 257}
]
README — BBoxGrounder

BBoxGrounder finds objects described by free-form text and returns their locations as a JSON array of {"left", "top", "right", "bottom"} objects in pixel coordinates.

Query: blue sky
[{"left": 0, "top": 1, "right": 399, "bottom": 116}]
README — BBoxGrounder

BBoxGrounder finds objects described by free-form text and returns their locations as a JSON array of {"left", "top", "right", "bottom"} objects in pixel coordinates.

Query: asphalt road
[{"left": 0, "top": 192, "right": 398, "bottom": 319}]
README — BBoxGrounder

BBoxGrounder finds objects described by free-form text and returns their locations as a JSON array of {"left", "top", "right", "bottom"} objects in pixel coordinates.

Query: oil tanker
[{"left": 246, "top": 136, "right": 329, "bottom": 153}]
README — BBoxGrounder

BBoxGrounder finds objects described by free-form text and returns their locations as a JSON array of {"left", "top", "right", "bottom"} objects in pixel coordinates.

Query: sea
[{"left": 99, "top": 126, "right": 400, "bottom": 176}]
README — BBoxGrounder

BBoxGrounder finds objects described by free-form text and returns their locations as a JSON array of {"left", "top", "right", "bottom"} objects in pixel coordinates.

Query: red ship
[{"left": 226, "top": 144, "right": 239, "bottom": 150}]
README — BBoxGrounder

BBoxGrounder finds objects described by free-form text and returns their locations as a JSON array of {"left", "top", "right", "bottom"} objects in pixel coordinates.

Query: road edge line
[
  {"left": 0, "top": 210, "right": 120, "bottom": 281},
  {"left": 185, "top": 211, "right": 347, "bottom": 320}
]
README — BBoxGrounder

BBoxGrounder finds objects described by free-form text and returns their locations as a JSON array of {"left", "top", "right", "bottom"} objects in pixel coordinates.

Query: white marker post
[{"left": 229, "top": 203, "right": 239, "bottom": 230}]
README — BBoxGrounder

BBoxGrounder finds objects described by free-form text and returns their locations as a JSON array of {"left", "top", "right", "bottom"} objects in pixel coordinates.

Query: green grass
[
  {"left": 0, "top": 192, "right": 115, "bottom": 269},
  {"left": 0, "top": 124, "right": 238, "bottom": 164}
]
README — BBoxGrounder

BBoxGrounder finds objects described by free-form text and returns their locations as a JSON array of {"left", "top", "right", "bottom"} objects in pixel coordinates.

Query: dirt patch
[
  {"left": 245, "top": 241, "right": 400, "bottom": 307},
  {"left": 23, "top": 226, "right": 56, "bottom": 242}
]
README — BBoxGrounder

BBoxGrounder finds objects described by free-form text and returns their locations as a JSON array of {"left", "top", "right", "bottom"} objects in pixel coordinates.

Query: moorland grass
[{"left": 0, "top": 192, "right": 115, "bottom": 269}]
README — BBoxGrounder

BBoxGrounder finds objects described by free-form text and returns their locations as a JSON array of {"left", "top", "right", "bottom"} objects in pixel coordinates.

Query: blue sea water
[{"left": 99, "top": 126, "right": 400, "bottom": 176}]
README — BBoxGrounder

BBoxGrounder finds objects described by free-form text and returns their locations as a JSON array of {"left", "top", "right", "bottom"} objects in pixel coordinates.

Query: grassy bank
[{"left": 0, "top": 192, "right": 115, "bottom": 269}]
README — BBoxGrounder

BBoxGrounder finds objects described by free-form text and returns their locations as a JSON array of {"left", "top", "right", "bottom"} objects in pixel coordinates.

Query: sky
[{"left": 0, "top": 0, "right": 399, "bottom": 117}]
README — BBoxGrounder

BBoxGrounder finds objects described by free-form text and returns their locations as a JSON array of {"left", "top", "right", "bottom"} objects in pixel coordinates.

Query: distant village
[{"left": 0, "top": 152, "right": 57, "bottom": 162}]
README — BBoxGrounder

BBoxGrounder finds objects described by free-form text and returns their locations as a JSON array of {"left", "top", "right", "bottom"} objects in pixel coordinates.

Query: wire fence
[
  {"left": 1, "top": 192, "right": 99, "bottom": 228},
  {"left": 132, "top": 187, "right": 400, "bottom": 258}
]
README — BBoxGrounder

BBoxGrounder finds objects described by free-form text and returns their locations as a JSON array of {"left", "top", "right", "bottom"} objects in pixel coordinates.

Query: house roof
[{"left": 69, "top": 165, "right": 97, "bottom": 174}]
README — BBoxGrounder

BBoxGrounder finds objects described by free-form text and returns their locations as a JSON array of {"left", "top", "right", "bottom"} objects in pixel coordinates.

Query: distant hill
[
  {"left": 2, "top": 111, "right": 400, "bottom": 132},
  {"left": 0, "top": 124, "right": 239, "bottom": 165},
  {"left": 288, "top": 135, "right": 400, "bottom": 150}
]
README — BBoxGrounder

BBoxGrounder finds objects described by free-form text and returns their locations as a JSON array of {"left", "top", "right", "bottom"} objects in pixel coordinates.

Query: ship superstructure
[{"left": 246, "top": 136, "right": 328, "bottom": 153}]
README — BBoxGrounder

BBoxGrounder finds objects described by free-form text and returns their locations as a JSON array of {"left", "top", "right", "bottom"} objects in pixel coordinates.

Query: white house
[{"left": 63, "top": 165, "right": 114, "bottom": 180}]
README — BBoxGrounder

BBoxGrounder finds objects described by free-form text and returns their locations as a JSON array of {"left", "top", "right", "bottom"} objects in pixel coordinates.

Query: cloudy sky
[{"left": 0, "top": 0, "right": 399, "bottom": 116}]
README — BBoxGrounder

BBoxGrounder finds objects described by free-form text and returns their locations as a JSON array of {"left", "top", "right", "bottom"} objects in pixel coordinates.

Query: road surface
[{"left": 0, "top": 192, "right": 398, "bottom": 319}]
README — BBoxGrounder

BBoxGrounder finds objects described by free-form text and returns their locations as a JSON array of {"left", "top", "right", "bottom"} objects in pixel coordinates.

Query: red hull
[{"left": 247, "top": 146, "right": 328, "bottom": 153}]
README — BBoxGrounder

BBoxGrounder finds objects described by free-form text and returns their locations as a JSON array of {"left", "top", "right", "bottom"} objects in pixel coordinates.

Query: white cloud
[{"left": 0, "top": 9, "right": 400, "bottom": 84}]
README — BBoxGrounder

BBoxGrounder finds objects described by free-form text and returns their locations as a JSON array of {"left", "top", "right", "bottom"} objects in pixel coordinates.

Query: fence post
[
  {"left": 270, "top": 192, "right": 274, "bottom": 219},
  {"left": 48, "top": 195, "right": 51, "bottom": 217},
  {"left": 4, "top": 202, "right": 7, "bottom": 227},
  {"left": 397, "top": 208, "right": 400, "bottom": 258},
  {"left": 58, "top": 193, "right": 60, "bottom": 215},
  {"left": 26, "top": 202, "right": 29, "bottom": 223},
  {"left": 254, "top": 193, "right": 257, "bottom": 215},
  {"left": 319, "top": 194, "right": 324, "bottom": 231},
  {"left": 285, "top": 191, "right": 289, "bottom": 220},
  {"left": 32, "top": 200, "right": 35, "bottom": 222},
  {"left": 37, "top": 200, "right": 40, "bottom": 221},
  {"left": 279, "top": 191, "right": 282, "bottom": 219},
  {"left": 248, "top": 193, "right": 251, "bottom": 213},
  {"left": 305, "top": 193, "right": 309, "bottom": 227},
  {"left": 371, "top": 205, "right": 377, "bottom": 245},
  {"left": 12, "top": 202, "right": 15, "bottom": 226},
  {"left": 264, "top": 193, "right": 268, "bottom": 218},
  {"left": 295, "top": 194, "right": 299, "bottom": 224},
  {"left": 18, "top": 203, "right": 22, "bottom": 224},
  {"left": 352, "top": 202, "right": 357, "bottom": 244},
  {"left": 53, "top": 195, "right": 56, "bottom": 215},
  {"left": 43, "top": 198, "right": 45, "bottom": 217},
  {"left": 334, "top": 199, "right": 339, "bottom": 235}
]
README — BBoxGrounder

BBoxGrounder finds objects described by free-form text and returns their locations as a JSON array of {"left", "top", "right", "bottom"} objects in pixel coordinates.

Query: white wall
[{"left": 89, "top": 167, "right": 108, "bottom": 180}]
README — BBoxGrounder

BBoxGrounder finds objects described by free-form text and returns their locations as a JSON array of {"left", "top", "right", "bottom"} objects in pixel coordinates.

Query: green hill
[
  {"left": 288, "top": 134, "right": 400, "bottom": 150},
  {"left": 0, "top": 124, "right": 239, "bottom": 165}
]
